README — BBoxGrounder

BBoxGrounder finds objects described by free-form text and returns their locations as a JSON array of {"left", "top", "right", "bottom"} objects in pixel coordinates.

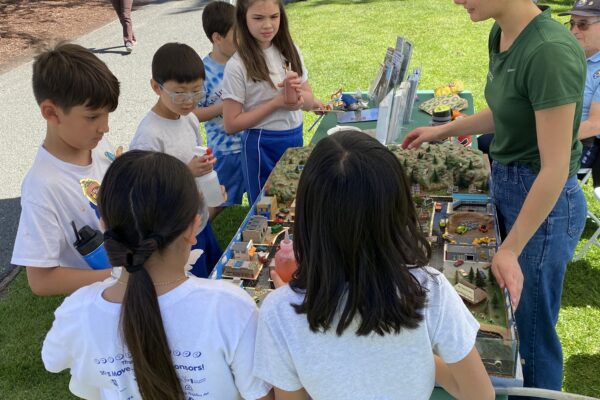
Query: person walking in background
[{"left": 110, "top": 0, "right": 136, "bottom": 52}]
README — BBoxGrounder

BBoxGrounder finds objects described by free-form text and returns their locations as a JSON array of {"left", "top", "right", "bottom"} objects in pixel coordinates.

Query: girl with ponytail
[{"left": 42, "top": 150, "right": 271, "bottom": 400}]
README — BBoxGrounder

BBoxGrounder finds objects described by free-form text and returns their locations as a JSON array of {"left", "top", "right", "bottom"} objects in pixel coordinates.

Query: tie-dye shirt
[{"left": 200, "top": 54, "right": 242, "bottom": 156}]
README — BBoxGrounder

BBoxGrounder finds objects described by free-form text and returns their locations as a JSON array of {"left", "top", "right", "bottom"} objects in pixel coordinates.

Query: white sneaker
[
  {"left": 125, "top": 41, "right": 134, "bottom": 53},
  {"left": 594, "top": 186, "right": 600, "bottom": 201}
]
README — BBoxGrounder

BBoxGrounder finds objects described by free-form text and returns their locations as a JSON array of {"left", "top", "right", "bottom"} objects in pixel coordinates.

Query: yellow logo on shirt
[
  {"left": 80, "top": 179, "right": 100, "bottom": 206},
  {"left": 593, "top": 70, "right": 600, "bottom": 79}
]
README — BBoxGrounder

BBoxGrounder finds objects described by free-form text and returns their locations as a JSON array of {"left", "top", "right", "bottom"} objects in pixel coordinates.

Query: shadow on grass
[
  {"left": 562, "top": 259, "right": 600, "bottom": 308},
  {"left": 564, "top": 353, "right": 600, "bottom": 398},
  {"left": 0, "top": 197, "right": 20, "bottom": 283}
]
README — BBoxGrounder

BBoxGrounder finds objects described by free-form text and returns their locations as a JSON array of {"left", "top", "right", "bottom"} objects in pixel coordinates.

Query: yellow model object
[{"left": 434, "top": 80, "right": 465, "bottom": 97}]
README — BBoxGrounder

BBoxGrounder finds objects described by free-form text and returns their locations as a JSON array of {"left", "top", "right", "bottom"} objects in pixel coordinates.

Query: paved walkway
[{"left": 0, "top": 0, "right": 212, "bottom": 281}]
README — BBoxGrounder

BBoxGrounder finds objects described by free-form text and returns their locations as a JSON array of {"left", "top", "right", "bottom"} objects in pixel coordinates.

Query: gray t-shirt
[{"left": 254, "top": 267, "right": 479, "bottom": 399}]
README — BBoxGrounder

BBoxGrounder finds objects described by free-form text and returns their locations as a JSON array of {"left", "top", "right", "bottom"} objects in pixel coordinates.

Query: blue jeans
[{"left": 491, "top": 162, "right": 586, "bottom": 398}]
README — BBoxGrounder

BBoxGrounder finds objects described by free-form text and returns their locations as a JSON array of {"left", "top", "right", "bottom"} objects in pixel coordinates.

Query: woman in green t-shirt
[{"left": 403, "top": 0, "right": 587, "bottom": 395}]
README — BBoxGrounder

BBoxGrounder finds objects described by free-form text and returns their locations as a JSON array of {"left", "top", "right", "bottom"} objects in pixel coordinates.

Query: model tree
[
  {"left": 491, "top": 291, "right": 501, "bottom": 308},
  {"left": 410, "top": 169, "right": 418, "bottom": 184},
  {"left": 468, "top": 267, "right": 475, "bottom": 283},
  {"left": 475, "top": 270, "right": 486, "bottom": 288},
  {"left": 488, "top": 269, "right": 496, "bottom": 285},
  {"left": 432, "top": 169, "right": 440, "bottom": 183}
]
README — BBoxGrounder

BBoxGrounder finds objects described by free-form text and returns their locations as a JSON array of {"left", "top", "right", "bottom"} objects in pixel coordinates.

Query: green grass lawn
[{"left": 2, "top": 0, "right": 600, "bottom": 398}]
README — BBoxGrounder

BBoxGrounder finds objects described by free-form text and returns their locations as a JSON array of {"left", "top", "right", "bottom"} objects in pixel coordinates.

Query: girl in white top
[
  {"left": 222, "top": 0, "right": 317, "bottom": 204},
  {"left": 255, "top": 130, "right": 495, "bottom": 400},
  {"left": 42, "top": 151, "right": 271, "bottom": 400}
]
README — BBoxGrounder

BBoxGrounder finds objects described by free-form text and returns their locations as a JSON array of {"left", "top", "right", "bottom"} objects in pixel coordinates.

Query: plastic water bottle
[
  {"left": 195, "top": 146, "right": 226, "bottom": 207},
  {"left": 71, "top": 221, "right": 111, "bottom": 270},
  {"left": 274, "top": 230, "right": 297, "bottom": 283}
]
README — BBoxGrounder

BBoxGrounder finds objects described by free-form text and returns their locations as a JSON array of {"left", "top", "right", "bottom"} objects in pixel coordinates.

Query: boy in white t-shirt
[
  {"left": 130, "top": 42, "right": 222, "bottom": 278},
  {"left": 11, "top": 43, "right": 121, "bottom": 296}
]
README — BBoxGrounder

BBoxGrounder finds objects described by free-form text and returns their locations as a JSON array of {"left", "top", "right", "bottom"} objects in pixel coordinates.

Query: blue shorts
[
  {"left": 241, "top": 124, "right": 303, "bottom": 205},
  {"left": 190, "top": 221, "right": 222, "bottom": 278},
  {"left": 214, "top": 151, "right": 245, "bottom": 206}
]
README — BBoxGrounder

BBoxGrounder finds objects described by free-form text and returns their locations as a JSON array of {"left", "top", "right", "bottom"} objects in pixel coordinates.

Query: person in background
[
  {"left": 561, "top": 0, "right": 600, "bottom": 197},
  {"left": 110, "top": 0, "right": 136, "bottom": 52},
  {"left": 195, "top": 1, "right": 245, "bottom": 217}
]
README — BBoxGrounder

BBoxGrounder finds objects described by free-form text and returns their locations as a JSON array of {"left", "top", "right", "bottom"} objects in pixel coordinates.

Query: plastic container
[
  {"left": 283, "top": 71, "right": 298, "bottom": 105},
  {"left": 195, "top": 146, "right": 226, "bottom": 207},
  {"left": 72, "top": 222, "right": 111, "bottom": 270},
  {"left": 431, "top": 105, "right": 452, "bottom": 126},
  {"left": 274, "top": 230, "right": 297, "bottom": 283}
]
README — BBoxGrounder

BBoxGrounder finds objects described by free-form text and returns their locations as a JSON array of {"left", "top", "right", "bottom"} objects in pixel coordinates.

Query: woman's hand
[
  {"left": 491, "top": 248, "right": 524, "bottom": 309},
  {"left": 401, "top": 125, "right": 447, "bottom": 149}
]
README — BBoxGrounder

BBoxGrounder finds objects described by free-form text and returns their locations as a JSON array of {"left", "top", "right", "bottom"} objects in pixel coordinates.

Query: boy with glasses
[
  {"left": 130, "top": 42, "right": 222, "bottom": 278},
  {"left": 561, "top": 0, "right": 600, "bottom": 196}
]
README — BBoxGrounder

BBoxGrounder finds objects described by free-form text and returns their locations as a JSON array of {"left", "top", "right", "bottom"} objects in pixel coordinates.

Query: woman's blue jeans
[{"left": 491, "top": 162, "right": 586, "bottom": 397}]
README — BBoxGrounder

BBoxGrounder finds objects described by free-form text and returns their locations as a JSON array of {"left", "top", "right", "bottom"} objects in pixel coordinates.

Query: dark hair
[
  {"left": 203, "top": 1, "right": 235, "bottom": 42},
  {"left": 98, "top": 150, "right": 202, "bottom": 400},
  {"left": 152, "top": 42, "right": 205, "bottom": 84},
  {"left": 32, "top": 42, "right": 120, "bottom": 113},
  {"left": 234, "top": 0, "right": 303, "bottom": 87},
  {"left": 291, "top": 130, "right": 430, "bottom": 336}
]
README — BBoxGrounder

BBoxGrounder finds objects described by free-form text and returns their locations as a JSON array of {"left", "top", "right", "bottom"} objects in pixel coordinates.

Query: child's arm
[
  {"left": 223, "top": 97, "right": 281, "bottom": 134},
  {"left": 188, "top": 153, "right": 217, "bottom": 177},
  {"left": 434, "top": 349, "right": 494, "bottom": 400},
  {"left": 273, "top": 388, "right": 309, "bottom": 400},
  {"left": 297, "top": 81, "right": 316, "bottom": 111},
  {"left": 193, "top": 103, "right": 223, "bottom": 123},
  {"left": 26, "top": 266, "right": 111, "bottom": 296}
]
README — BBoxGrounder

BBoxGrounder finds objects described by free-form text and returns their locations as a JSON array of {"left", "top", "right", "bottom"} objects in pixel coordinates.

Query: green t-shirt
[{"left": 485, "top": 6, "right": 585, "bottom": 177}]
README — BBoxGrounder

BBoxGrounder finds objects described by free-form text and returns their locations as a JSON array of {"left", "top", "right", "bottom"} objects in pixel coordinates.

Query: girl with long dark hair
[
  {"left": 254, "top": 131, "right": 494, "bottom": 400},
  {"left": 42, "top": 151, "right": 271, "bottom": 400}
]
